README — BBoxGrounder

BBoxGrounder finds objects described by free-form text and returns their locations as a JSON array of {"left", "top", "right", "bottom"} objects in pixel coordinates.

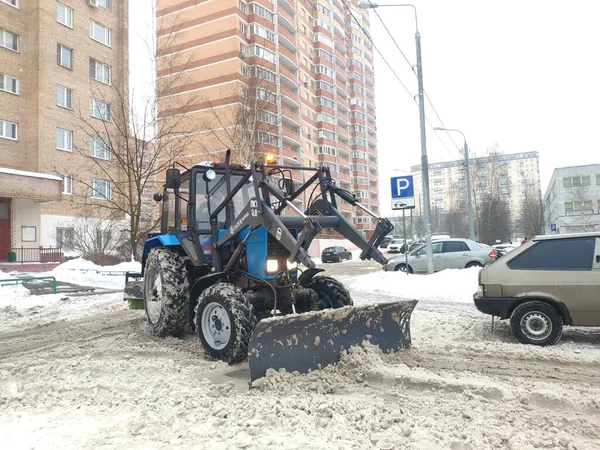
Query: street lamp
[
  {"left": 358, "top": 0, "right": 434, "bottom": 274},
  {"left": 434, "top": 127, "right": 475, "bottom": 241}
]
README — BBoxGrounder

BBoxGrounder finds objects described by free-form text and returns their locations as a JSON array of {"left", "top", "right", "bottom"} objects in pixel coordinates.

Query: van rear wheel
[{"left": 510, "top": 301, "right": 563, "bottom": 346}]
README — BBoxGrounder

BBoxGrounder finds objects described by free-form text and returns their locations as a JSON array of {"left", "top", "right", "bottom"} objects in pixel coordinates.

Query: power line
[
  {"left": 340, "top": 0, "right": 414, "bottom": 101},
  {"left": 364, "top": 1, "right": 463, "bottom": 157}
]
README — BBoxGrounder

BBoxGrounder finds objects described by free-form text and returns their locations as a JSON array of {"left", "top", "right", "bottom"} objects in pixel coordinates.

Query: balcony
[
  {"left": 282, "top": 105, "right": 300, "bottom": 126},
  {"left": 279, "top": 46, "right": 298, "bottom": 70},
  {"left": 280, "top": 66, "right": 298, "bottom": 90},
  {"left": 281, "top": 87, "right": 299, "bottom": 108},
  {"left": 279, "top": 27, "right": 296, "bottom": 52},
  {"left": 278, "top": 7, "right": 296, "bottom": 32},
  {"left": 336, "top": 70, "right": 346, "bottom": 83},
  {"left": 335, "top": 52, "right": 346, "bottom": 68},
  {"left": 282, "top": 126, "right": 301, "bottom": 146},
  {"left": 278, "top": 0, "right": 295, "bottom": 15},
  {"left": 336, "top": 85, "right": 347, "bottom": 99},
  {"left": 338, "top": 115, "right": 348, "bottom": 127}
]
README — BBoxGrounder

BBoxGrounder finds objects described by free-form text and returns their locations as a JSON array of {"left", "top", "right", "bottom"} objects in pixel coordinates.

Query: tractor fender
[
  {"left": 298, "top": 268, "right": 325, "bottom": 287},
  {"left": 187, "top": 272, "right": 229, "bottom": 330},
  {"left": 141, "top": 234, "right": 182, "bottom": 276}
]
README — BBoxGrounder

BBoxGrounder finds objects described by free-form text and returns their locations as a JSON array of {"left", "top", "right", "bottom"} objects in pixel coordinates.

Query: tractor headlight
[
  {"left": 266, "top": 259, "right": 279, "bottom": 274},
  {"left": 203, "top": 169, "right": 216, "bottom": 182},
  {"left": 287, "top": 260, "right": 299, "bottom": 270}
]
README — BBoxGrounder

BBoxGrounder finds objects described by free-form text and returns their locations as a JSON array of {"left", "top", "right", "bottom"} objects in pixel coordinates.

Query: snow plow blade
[
  {"left": 124, "top": 272, "right": 144, "bottom": 309},
  {"left": 248, "top": 300, "right": 417, "bottom": 383}
]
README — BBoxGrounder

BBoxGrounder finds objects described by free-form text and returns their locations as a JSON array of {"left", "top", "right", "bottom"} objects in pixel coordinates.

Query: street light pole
[
  {"left": 358, "top": 1, "right": 434, "bottom": 273},
  {"left": 434, "top": 127, "right": 475, "bottom": 241}
]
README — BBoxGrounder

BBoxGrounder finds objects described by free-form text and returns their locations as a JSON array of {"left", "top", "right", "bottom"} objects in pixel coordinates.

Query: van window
[{"left": 507, "top": 237, "right": 595, "bottom": 271}]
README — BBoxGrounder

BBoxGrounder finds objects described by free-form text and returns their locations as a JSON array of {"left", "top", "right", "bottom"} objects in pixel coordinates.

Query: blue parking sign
[
  {"left": 390, "top": 176, "right": 415, "bottom": 209},
  {"left": 550, "top": 223, "right": 557, "bottom": 232}
]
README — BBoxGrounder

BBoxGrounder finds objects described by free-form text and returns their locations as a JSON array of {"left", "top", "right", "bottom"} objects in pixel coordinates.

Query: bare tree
[
  {"left": 67, "top": 5, "right": 201, "bottom": 260},
  {"left": 478, "top": 193, "right": 512, "bottom": 244},
  {"left": 565, "top": 174, "right": 599, "bottom": 232},
  {"left": 199, "top": 66, "right": 281, "bottom": 165},
  {"left": 516, "top": 169, "right": 544, "bottom": 239}
]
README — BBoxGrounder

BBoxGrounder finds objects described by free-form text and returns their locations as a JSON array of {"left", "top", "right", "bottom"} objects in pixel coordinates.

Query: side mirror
[
  {"left": 166, "top": 168, "right": 181, "bottom": 189},
  {"left": 153, "top": 193, "right": 163, "bottom": 202}
]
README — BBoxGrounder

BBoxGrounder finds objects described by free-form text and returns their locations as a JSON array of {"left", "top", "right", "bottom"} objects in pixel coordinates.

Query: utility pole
[
  {"left": 464, "top": 141, "right": 475, "bottom": 241},
  {"left": 416, "top": 30, "right": 433, "bottom": 273}
]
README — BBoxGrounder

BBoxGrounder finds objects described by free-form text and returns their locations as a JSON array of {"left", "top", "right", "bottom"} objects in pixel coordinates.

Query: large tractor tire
[
  {"left": 144, "top": 248, "right": 190, "bottom": 337},
  {"left": 301, "top": 276, "right": 353, "bottom": 312},
  {"left": 195, "top": 283, "right": 256, "bottom": 364}
]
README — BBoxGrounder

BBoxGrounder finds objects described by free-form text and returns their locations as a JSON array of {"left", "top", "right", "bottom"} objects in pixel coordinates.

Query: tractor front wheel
[
  {"left": 144, "top": 248, "right": 189, "bottom": 337},
  {"left": 302, "top": 276, "right": 353, "bottom": 312},
  {"left": 195, "top": 283, "right": 256, "bottom": 364}
]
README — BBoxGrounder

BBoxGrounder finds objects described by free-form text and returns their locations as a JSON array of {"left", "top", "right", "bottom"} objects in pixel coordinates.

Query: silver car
[{"left": 383, "top": 238, "right": 494, "bottom": 273}]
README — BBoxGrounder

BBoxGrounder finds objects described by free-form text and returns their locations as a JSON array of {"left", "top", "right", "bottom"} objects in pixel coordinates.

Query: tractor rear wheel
[
  {"left": 302, "top": 276, "right": 353, "bottom": 312},
  {"left": 195, "top": 283, "right": 256, "bottom": 364},
  {"left": 144, "top": 248, "right": 189, "bottom": 337}
]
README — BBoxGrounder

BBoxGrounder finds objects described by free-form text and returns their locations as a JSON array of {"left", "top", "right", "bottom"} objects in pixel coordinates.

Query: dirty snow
[{"left": 2, "top": 263, "right": 600, "bottom": 449}]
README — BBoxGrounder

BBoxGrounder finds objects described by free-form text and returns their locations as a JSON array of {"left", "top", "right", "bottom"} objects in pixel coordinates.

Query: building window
[
  {"left": 56, "top": 128, "right": 73, "bottom": 151},
  {"left": 249, "top": 44, "right": 275, "bottom": 63},
  {"left": 318, "top": 129, "right": 336, "bottom": 140},
  {"left": 353, "top": 150, "right": 367, "bottom": 159},
  {"left": 250, "top": 24, "right": 275, "bottom": 43},
  {"left": 91, "top": 178, "right": 112, "bottom": 200},
  {"left": 57, "top": 43, "right": 73, "bottom": 69},
  {"left": 314, "top": 33, "right": 332, "bottom": 47},
  {"left": 57, "top": 3, "right": 73, "bottom": 28},
  {"left": 1, "top": 0, "right": 19, "bottom": 8},
  {"left": 313, "top": 64, "right": 334, "bottom": 77},
  {"left": 315, "top": 80, "right": 334, "bottom": 93},
  {"left": 252, "top": 66, "right": 276, "bottom": 83},
  {"left": 239, "top": 22, "right": 247, "bottom": 35},
  {"left": 56, "top": 85, "right": 73, "bottom": 109},
  {"left": 0, "top": 73, "right": 19, "bottom": 94},
  {"left": 0, "top": 28, "right": 18, "bottom": 52},
  {"left": 89, "top": 58, "right": 111, "bottom": 84},
  {"left": 0, "top": 119, "right": 17, "bottom": 140},
  {"left": 316, "top": 113, "right": 335, "bottom": 125},
  {"left": 255, "top": 88, "right": 277, "bottom": 104},
  {"left": 250, "top": 3, "right": 274, "bottom": 22},
  {"left": 318, "top": 145, "right": 337, "bottom": 156},
  {"left": 97, "top": 0, "right": 110, "bottom": 9},
  {"left": 313, "top": 19, "right": 331, "bottom": 33},
  {"left": 238, "top": 1, "right": 248, "bottom": 14},
  {"left": 90, "top": 98, "right": 111, "bottom": 121},
  {"left": 56, "top": 227, "right": 74, "bottom": 249},
  {"left": 90, "top": 137, "right": 110, "bottom": 159},
  {"left": 240, "top": 64, "right": 249, "bottom": 78},
  {"left": 317, "top": 97, "right": 335, "bottom": 109},
  {"left": 89, "top": 21, "right": 112, "bottom": 47},
  {"left": 564, "top": 176, "right": 591, "bottom": 188},
  {"left": 256, "top": 131, "right": 279, "bottom": 146},
  {"left": 315, "top": 3, "right": 330, "bottom": 15},
  {"left": 257, "top": 110, "right": 277, "bottom": 125},
  {"left": 59, "top": 174, "right": 72, "bottom": 194}
]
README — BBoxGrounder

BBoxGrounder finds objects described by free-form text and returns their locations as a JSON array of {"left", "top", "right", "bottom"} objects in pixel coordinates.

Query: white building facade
[{"left": 543, "top": 164, "right": 600, "bottom": 234}]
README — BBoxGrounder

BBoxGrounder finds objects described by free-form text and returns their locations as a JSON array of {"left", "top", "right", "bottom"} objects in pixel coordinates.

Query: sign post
[
  {"left": 550, "top": 223, "right": 557, "bottom": 233},
  {"left": 391, "top": 175, "right": 416, "bottom": 275}
]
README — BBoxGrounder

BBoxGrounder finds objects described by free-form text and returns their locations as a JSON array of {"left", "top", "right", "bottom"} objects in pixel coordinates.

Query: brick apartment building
[
  {"left": 156, "top": 0, "right": 379, "bottom": 236},
  {"left": 0, "top": 0, "right": 128, "bottom": 260}
]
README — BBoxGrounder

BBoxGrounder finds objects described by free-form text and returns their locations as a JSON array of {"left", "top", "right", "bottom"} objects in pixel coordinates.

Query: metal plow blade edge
[{"left": 248, "top": 300, "right": 418, "bottom": 384}]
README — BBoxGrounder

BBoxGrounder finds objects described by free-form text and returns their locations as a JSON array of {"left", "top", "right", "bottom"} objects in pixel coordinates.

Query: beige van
[{"left": 474, "top": 232, "right": 600, "bottom": 345}]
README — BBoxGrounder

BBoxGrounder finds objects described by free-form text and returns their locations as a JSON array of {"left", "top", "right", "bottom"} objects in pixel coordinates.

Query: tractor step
[{"left": 247, "top": 300, "right": 417, "bottom": 384}]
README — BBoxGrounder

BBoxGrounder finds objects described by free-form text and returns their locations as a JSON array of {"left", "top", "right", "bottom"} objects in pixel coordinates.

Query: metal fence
[{"left": 0, "top": 247, "right": 64, "bottom": 264}]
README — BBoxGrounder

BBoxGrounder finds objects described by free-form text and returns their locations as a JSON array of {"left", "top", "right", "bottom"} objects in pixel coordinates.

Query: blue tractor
[{"left": 126, "top": 151, "right": 416, "bottom": 383}]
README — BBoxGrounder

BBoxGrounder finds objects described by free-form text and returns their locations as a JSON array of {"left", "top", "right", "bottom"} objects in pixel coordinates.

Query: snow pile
[
  {"left": 0, "top": 271, "right": 30, "bottom": 299},
  {"left": 53, "top": 258, "right": 142, "bottom": 274},
  {"left": 339, "top": 267, "right": 480, "bottom": 305}
]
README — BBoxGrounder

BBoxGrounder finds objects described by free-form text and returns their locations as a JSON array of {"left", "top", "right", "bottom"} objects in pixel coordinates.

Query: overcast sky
[
  {"left": 372, "top": 0, "right": 600, "bottom": 213},
  {"left": 130, "top": 1, "right": 600, "bottom": 215}
]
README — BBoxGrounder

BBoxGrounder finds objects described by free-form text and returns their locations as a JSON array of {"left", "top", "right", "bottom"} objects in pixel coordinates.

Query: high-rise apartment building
[
  {"left": 0, "top": 0, "right": 128, "bottom": 259},
  {"left": 156, "top": 0, "right": 379, "bottom": 236},
  {"left": 410, "top": 151, "right": 541, "bottom": 234}
]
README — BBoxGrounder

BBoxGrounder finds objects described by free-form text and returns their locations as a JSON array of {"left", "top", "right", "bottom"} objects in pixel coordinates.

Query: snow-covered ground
[{"left": 1, "top": 261, "right": 600, "bottom": 449}]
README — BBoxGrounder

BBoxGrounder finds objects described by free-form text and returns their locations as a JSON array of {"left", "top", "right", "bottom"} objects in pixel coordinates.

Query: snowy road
[{"left": 1, "top": 262, "right": 600, "bottom": 449}]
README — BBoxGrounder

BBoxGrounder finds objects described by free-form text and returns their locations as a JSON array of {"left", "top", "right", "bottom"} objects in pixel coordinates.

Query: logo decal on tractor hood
[{"left": 230, "top": 211, "right": 250, "bottom": 235}]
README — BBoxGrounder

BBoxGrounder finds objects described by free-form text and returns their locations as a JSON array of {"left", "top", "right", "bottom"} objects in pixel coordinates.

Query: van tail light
[{"left": 489, "top": 249, "right": 497, "bottom": 259}]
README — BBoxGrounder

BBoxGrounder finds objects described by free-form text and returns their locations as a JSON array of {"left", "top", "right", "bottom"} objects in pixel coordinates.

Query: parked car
[
  {"left": 387, "top": 239, "right": 405, "bottom": 253},
  {"left": 383, "top": 239, "right": 494, "bottom": 273},
  {"left": 379, "top": 236, "right": 394, "bottom": 249},
  {"left": 321, "top": 246, "right": 353, "bottom": 263},
  {"left": 474, "top": 232, "right": 600, "bottom": 346}
]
